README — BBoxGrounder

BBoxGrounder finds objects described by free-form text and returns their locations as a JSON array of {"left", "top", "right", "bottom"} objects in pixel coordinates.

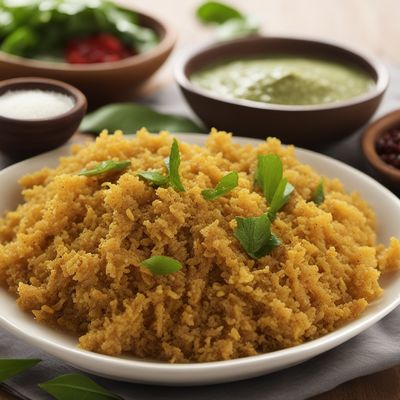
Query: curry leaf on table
[
  {"left": 39, "top": 373, "right": 119, "bottom": 400},
  {"left": 141, "top": 255, "right": 183, "bottom": 275},
  {"left": 0, "top": 359, "right": 41, "bottom": 381},
  {"left": 78, "top": 160, "right": 131, "bottom": 177},
  {"left": 80, "top": 103, "right": 204, "bottom": 135},
  {"left": 201, "top": 171, "right": 238, "bottom": 200},
  {"left": 196, "top": 1, "right": 260, "bottom": 40},
  {"left": 234, "top": 213, "right": 281, "bottom": 259},
  {"left": 196, "top": 1, "right": 243, "bottom": 24},
  {"left": 216, "top": 16, "right": 259, "bottom": 40}
]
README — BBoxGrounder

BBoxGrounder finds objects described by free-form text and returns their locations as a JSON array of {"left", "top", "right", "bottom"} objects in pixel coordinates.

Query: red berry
[{"left": 65, "top": 33, "right": 133, "bottom": 64}]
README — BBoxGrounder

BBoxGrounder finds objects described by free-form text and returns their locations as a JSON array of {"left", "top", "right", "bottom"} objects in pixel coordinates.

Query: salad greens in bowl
[
  {"left": 0, "top": 0, "right": 159, "bottom": 64},
  {"left": 0, "top": 0, "right": 176, "bottom": 105}
]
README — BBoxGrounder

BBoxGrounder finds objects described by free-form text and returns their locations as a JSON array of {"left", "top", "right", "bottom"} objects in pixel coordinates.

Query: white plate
[{"left": 0, "top": 133, "right": 399, "bottom": 386}]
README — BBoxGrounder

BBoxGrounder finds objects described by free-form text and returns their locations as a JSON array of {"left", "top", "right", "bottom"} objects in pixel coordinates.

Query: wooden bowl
[
  {"left": 0, "top": 10, "right": 176, "bottom": 107},
  {"left": 0, "top": 77, "right": 87, "bottom": 159},
  {"left": 175, "top": 36, "right": 389, "bottom": 146},
  {"left": 362, "top": 109, "right": 400, "bottom": 186}
]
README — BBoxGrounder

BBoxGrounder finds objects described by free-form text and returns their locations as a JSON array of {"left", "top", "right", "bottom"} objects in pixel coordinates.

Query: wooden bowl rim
[{"left": 361, "top": 109, "right": 400, "bottom": 182}]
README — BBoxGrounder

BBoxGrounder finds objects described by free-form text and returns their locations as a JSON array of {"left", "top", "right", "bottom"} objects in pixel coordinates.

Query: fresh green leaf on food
[
  {"left": 255, "top": 154, "right": 283, "bottom": 203},
  {"left": 268, "top": 178, "right": 294, "bottom": 220},
  {"left": 196, "top": 1, "right": 243, "bottom": 24},
  {"left": 136, "top": 171, "right": 169, "bottom": 187},
  {"left": 78, "top": 160, "right": 131, "bottom": 177},
  {"left": 80, "top": 103, "right": 204, "bottom": 135},
  {"left": 167, "top": 138, "right": 186, "bottom": 192},
  {"left": 0, "top": 359, "right": 41, "bottom": 381},
  {"left": 312, "top": 180, "right": 325, "bottom": 205},
  {"left": 234, "top": 213, "right": 281, "bottom": 259},
  {"left": 201, "top": 171, "right": 238, "bottom": 200},
  {"left": 255, "top": 153, "right": 294, "bottom": 219},
  {"left": 39, "top": 373, "right": 119, "bottom": 400},
  {"left": 138, "top": 138, "right": 186, "bottom": 192},
  {"left": 141, "top": 255, "right": 183, "bottom": 276}
]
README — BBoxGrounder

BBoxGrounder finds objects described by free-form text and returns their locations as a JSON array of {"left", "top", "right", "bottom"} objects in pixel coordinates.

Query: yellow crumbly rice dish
[{"left": 0, "top": 129, "right": 399, "bottom": 363}]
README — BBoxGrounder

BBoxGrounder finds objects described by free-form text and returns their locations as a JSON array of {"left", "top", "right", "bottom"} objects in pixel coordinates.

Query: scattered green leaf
[
  {"left": 196, "top": 1, "right": 260, "bottom": 40},
  {"left": 255, "top": 154, "right": 283, "bottom": 203},
  {"left": 138, "top": 138, "right": 185, "bottom": 192},
  {"left": 80, "top": 103, "right": 204, "bottom": 135},
  {"left": 196, "top": 1, "right": 243, "bottom": 24},
  {"left": 0, "top": 359, "right": 41, "bottom": 381},
  {"left": 234, "top": 213, "right": 281, "bottom": 259},
  {"left": 39, "top": 373, "right": 119, "bottom": 400},
  {"left": 141, "top": 255, "right": 183, "bottom": 276},
  {"left": 216, "top": 16, "right": 259, "bottom": 40},
  {"left": 137, "top": 171, "right": 169, "bottom": 187},
  {"left": 201, "top": 171, "right": 238, "bottom": 200},
  {"left": 312, "top": 180, "right": 325, "bottom": 205},
  {"left": 78, "top": 160, "right": 131, "bottom": 177},
  {"left": 168, "top": 139, "right": 186, "bottom": 192},
  {"left": 268, "top": 178, "right": 294, "bottom": 220}
]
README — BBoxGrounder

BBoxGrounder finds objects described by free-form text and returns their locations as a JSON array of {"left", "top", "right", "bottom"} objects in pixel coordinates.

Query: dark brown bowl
[
  {"left": 362, "top": 109, "right": 400, "bottom": 186},
  {"left": 175, "top": 36, "right": 389, "bottom": 146},
  {"left": 0, "top": 77, "right": 87, "bottom": 159},
  {"left": 0, "top": 9, "right": 176, "bottom": 107}
]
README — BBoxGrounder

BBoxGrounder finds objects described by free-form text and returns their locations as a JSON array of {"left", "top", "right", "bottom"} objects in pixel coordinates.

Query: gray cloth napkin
[{"left": 1, "top": 64, "right": 400, "bottom": 400}]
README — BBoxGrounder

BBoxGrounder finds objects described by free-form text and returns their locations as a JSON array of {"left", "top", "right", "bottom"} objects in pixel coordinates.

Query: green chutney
[{"left": 190, "top": 56, "right": 374, "bottom": 106}]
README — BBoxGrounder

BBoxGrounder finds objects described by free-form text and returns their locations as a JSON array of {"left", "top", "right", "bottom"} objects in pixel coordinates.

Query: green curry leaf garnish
[
  {"left": 255, "top": 154, "right": 283, "bottom": 203},
  {"left": 255, "top": 154, "right": 294, "bottom": 219},
  {"left": 138, "top": 138, "right": 186, "bottom": 192},
  {"left": 201, "top": 171, "right": 238, "bottom": 200},
  {"left": 234, "top": 213, "right": 281, "bottom": 259},
  {"left": 268, "top": 178, "right": 294, "bottom": 221},
  {"left": 312, "top": 180, "right": 325, "bottom": 205},
  {"left": 136, "top": 171, "right": 169, "bottom": 187},
  {"left": 78, "top": 160, "right": 131, "bottom": 177},
  {"left": 167, "top": 139, "right": 185, "bottom": 192},
  {"left": 141, "top": 256, "right": 183, "bottom": 276}
]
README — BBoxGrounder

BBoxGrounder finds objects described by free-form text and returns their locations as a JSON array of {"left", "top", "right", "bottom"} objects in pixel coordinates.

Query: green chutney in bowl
[
  {"left": 190, "top": 56, "right": 375, "bottom": 106},
  {"left": 175, "top": 36, "right": 388, "bottom": 145}
]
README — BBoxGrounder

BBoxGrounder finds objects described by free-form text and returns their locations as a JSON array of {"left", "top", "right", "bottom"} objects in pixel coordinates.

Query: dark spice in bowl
[
  {"left": 376, "top": 128, "right": 400, "bottom": 169},
  {"left": 362, "top": 109, "right": 400, "bottom": 188}
]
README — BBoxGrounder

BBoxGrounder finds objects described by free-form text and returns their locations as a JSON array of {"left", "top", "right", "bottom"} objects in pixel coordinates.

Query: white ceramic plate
[{"left": 0, "top": 133, "right": 399, "bottom": 386}]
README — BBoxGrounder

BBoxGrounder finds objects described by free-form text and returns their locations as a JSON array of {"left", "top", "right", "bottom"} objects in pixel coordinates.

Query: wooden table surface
[{"left": 1, "top": 0, "right": 400, "bottom": 399}]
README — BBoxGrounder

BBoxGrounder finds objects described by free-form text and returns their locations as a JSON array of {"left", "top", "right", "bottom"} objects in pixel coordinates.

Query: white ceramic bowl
[{"left": 0, "top": 133, "right": 399, "bottom": 386}]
